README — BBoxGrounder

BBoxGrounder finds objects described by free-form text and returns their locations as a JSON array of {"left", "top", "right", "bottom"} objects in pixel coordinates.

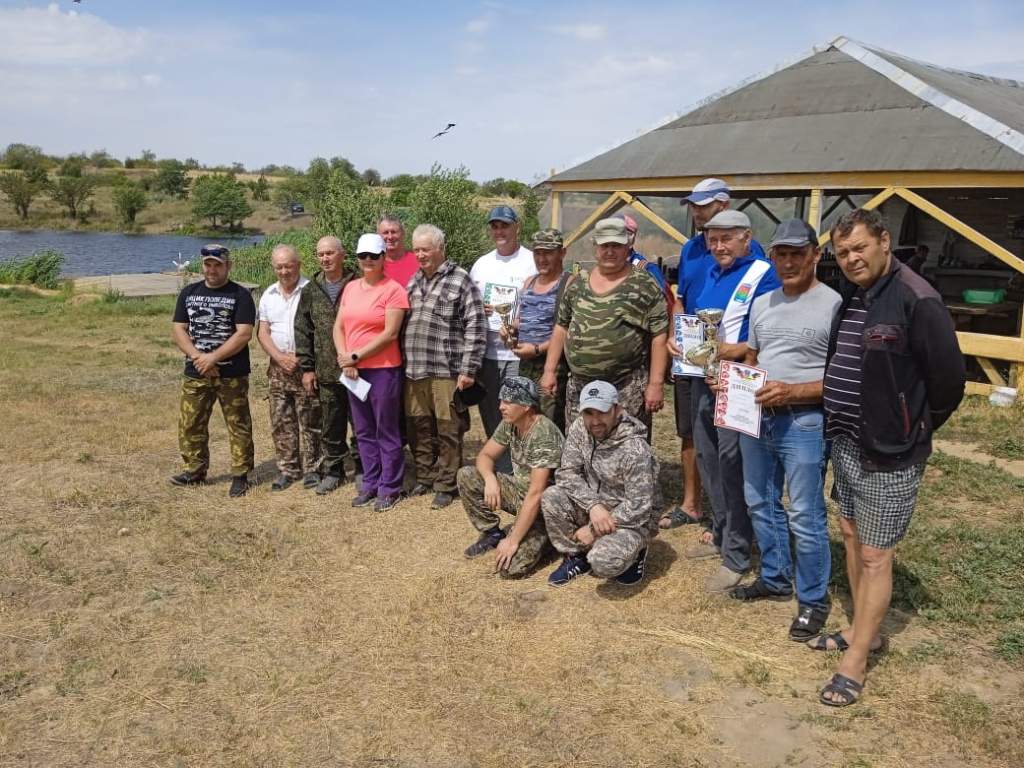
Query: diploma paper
[
  {"left": 713, "top": 361, "right": 767, "bottom": 438},
  {"left": 340, "top": 373, "right": 372, "bottom": 402},
  {"left": 671, "top": 313, "right": 705, "bottom": 377},
  {"left": 483, "top": 283, "right": 520, "bottom": 333}
]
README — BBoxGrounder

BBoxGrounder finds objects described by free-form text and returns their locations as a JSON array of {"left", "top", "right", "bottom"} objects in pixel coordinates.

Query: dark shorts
[{"left": 673, "top": 376, "right": 696, "bottom": 439}]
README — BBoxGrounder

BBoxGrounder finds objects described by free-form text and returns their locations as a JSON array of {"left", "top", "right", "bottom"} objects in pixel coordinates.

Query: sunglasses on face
[
  {"left": 200, "top": 246, "right": 228, "bottom": 257},
  {"left": 356, "top": 253, "right": 383, "bottom": 260}
]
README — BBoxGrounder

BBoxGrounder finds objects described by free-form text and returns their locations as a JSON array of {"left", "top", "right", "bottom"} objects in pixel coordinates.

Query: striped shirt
[
  {"left": 824, "top": 295, "right": 866, "bottom": 440},
  {"left": 517, "top": 273, "right": 567, "bottom": 345},
  {"left": 403, "top": 260, "right": 487, "bottom": 381}
]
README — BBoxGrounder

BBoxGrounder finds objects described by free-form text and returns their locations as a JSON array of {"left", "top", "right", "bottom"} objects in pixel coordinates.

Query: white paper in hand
[{"left": 340, "top": 373, "right": 372, "bottom": 402}]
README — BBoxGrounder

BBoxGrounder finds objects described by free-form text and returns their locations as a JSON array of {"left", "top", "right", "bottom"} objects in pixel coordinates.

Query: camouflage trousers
[
  {"left": 179, "top": 375, "right": 254, "bottom": 476},
  {"left": 268, "top": 363, "right": 322, "bottom": 479},
  {"left": 318, "top": 382, "right": 358, "bottom": 478},
  {"left": 519, "top": 356, "right": 569, "bottom": 435},
  {"left": 541, "top": 485, "right": 648, "bottom": 579},
  {"left": 456, "top": 466, "right": 552, "bottom": 578},
  {"left": 565, "top": 365, "right": 650, "bottom": 430}
]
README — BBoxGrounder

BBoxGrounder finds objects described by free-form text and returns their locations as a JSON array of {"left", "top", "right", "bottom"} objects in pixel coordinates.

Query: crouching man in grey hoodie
[{"left": 542, "top": 380, "right": 662, "bottom": 587}]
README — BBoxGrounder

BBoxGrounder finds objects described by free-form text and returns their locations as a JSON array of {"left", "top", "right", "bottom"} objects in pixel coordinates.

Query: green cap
[
  {"left": 531, "top": 228, "right": 564, "bottom": 251},
  {"left": 592, "top": 218, "right": 629, "bottom": 245}
]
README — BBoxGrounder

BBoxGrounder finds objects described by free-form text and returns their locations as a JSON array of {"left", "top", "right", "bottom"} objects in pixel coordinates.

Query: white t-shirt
[
  {"left": 470, "top": 245, "right": 537, "bottom": 361},
  {"left": 257, "top": 276, "right": 309, "bottom": 354}
]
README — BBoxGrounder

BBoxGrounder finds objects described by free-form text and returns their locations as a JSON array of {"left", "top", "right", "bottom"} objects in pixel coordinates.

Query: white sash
[{"left": 719, "top": 259, "right": 772, "bottom": 343}]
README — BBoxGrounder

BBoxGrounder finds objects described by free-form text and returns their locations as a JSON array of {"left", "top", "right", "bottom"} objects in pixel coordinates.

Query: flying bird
[{"left": 432, "top": 123, "right": 456, "bottom": 139}]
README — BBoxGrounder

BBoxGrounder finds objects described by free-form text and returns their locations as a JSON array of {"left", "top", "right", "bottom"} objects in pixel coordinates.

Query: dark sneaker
[
  {"left": 615, "top": 548, "right": 649, "bottom": 586},
  {"left": 464, "top": 527, "right": 505, "bottom": 558},
  {"left": 729, "top": 578, "right": 793, "bottom": 602},
  {"left": 302, "top": 473, "right": 320, "bottom": 489},
  {"left": 409, "top": 482, "right": 431, "bottom": 497},
  {"left": 547, "top": 554, "right": 592, "bottom": 587},
  {"left": 431, "top": 491, "right": 455, "bottom": 509},
  {"left": 374, "top": 494, "right": 401, "bottom": 512},
  {"left": 271, "top": 475, "right": 296, "bottom": 492},
  {"left": 169, "top": 470, "right": 206, "bottom": 487},
  {"left": 352, "top": 489, "right": 377, "bottom": 507},
  {"left": 316, "top": 474, "right": 343, "bottom": 496},
  {"left": 228, "top": 475, "right": 250, "bottom": 498}
]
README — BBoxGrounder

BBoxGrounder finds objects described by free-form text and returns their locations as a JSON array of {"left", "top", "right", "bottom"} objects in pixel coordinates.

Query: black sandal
[
  {"left": 789, "top": 605, "right": 829, "bottom": 641},
  {"left": 659, "top": 506, "right": 702, "bottom": 529},
  {"left": 807, "top": 632, "right": 886, "bottom": 654},
  {"left": 819, "top": 673, "right": 863, "bottom": 707},
  {"left": 728, "top": 579, "right": 793, "bottom": 602}
]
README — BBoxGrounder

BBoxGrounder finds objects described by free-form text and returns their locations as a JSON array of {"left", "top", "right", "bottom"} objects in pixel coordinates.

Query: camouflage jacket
[
  {"left": 294, "top": 269, "right": 355, "bottom": 382},
  {"left": 555, "top": 412, "right": 662, "bottom": 535}
]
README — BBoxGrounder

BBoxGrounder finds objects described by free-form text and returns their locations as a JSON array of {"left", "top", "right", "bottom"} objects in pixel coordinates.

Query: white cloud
[
  {"left": 0, "top": 3, "right": 149, "bottom": 66},
  {"left": 466, "top": 17, "right": 490, "bottom": 34},
  {"left": 553, "top": 23, "right": 607, "bottom": 41}
]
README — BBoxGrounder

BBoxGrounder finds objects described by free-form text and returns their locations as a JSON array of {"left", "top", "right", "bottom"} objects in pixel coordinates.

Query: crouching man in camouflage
[
  {"left": 542, "top": 381, "right": 661, "bottom": 586},
  {"left": 458, "top": 376, "right": 563, "bottom": 578}
]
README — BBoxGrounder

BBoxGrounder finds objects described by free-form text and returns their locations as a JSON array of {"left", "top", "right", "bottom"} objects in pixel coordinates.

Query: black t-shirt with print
[{"left": 173, "top": 280, "right": 256, "bottom": 378}]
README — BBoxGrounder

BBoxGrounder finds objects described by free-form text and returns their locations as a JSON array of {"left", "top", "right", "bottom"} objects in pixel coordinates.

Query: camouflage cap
[
  {"left": 499, "top": 375, "right": 539, "bottom": 408},
  {"left": 531, "top": 228, "right": 564, "bottom": 251}
]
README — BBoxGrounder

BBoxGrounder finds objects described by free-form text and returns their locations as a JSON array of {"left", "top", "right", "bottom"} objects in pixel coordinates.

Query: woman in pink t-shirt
[{"left": 332, "top": 234, "right": 410, "bottom": 511}]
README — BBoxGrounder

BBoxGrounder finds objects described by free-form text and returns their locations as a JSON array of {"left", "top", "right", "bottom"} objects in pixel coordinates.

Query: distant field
[{"left": 1, "top": 288, "right": 1021, "bottom": 767}]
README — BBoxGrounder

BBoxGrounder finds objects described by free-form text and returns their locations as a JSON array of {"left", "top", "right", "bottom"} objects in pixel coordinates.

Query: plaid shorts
[{"left": 830, "top": 434, "right": 925, "bottom": 549}]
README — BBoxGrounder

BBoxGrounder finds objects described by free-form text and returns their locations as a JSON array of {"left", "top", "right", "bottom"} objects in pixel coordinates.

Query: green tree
[
  {"left": 307, "top": 157, "right": 335, "bottom": 211},
  {"left": 183, "top": 157, "right": 200, "bottom": 170},
  {"left": 329, "top": 156, "right": 359, "bottom": 180},
  {"left": 2, "top": 143, "right": 47, "bottom": 171},
  {"left": 519, "top": 189, "right": 541, "bottom": 245},
  {"left": 249, "top": 174, "right": 270, "bottom": 201},
  {"left": 361, "top": 168, "right": 382, "bottom": 186},
  {"left": 314, "top": 174, "right": 391, "bottom": 256},
  {"left": 409, "top": 165, "right": 490, "bottom": 268},
  {"left": 0, "top": 172, "right": 44, "bottom": 219},
  {"left": 191, "top": 174, "right": 254, "bottom": 230},
  {"left": 59, "top": 154, "right": 86, "bottom": 178},
  {"left": 89, "top": 149, "right": 120, "bottom": 168},
  {"left": 480, "top": 177, "right": 528, "bottom": 198},
  {"left": 112, "top": 183, "right": 148, "bottom": 225},
  {"left": 154, "top": 159, "right": 190, "bottom": 198},
  {"left": 139, "top": 149, "right": 157, "bottom": 167},
  {"left": 48, "top": 175, "right": 96, "bottom": 219}
]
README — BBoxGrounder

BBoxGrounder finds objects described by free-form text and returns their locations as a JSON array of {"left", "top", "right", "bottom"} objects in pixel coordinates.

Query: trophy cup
[
  {"left": 685, "top": 308, "right": 724, "bottom": 378},
  {"left": 493, "top": 302, "right": 518, "bottom": 348}
]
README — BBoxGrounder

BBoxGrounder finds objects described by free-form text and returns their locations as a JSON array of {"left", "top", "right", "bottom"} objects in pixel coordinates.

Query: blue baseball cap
[
  {"left": 683, "top": 178, "right": 731, "bottom": 206},
  {"left": 487, "top": 205, "right": 519, "bottom": 224}
]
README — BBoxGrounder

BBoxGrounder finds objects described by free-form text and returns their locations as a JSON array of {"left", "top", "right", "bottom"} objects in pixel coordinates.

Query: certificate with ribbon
[{"left": 714, "top": 361, "right": 767, "bottom": 438}]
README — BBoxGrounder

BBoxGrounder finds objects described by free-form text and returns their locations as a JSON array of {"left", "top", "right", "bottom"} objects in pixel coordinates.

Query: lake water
[{"left": 0, "top": 230, "right": 264, "bottom": 277}]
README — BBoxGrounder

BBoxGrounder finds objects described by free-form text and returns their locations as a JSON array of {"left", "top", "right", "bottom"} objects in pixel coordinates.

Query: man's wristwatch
[{"left": 350, "top": 352, "right": 359, "bottom": 363}]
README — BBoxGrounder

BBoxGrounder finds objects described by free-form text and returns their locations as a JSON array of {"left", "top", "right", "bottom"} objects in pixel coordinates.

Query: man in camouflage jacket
[
  {"left": 541, "top": 380, "right": 662, "bottom": 587},
  {"left": 294, "top": 235, "right": 359, "bottom": 493}
]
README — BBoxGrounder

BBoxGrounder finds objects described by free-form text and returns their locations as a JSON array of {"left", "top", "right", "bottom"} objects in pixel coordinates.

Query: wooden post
[
  {"left": 807, "top": 188, "right": 823, "bottom": 232},
  {"left": 550, "top": 191, "right": 562, "bottom": 230}
]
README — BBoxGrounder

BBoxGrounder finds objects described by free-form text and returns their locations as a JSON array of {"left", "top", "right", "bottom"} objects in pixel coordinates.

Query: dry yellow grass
[{"left": 1, "top": 290, "right": 1021, "bottom": 768}]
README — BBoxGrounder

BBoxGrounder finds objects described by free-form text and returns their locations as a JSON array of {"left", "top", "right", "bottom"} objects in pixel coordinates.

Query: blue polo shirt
[
  {"left": 677, "top": 234, "right": 765, "bottom": 312},
  {"left": 693, "top": 251, "right": 780, "bottom": 342}
]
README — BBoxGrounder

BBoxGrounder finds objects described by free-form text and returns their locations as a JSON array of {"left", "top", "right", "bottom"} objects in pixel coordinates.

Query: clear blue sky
[{"left": 2, "top": 0, "right": 1023, "bottom": 181}]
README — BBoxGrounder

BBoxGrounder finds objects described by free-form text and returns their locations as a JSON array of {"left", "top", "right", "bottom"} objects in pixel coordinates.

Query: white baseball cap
[{"left": 356, "top": 233, "right": 386, "bottom": 255}]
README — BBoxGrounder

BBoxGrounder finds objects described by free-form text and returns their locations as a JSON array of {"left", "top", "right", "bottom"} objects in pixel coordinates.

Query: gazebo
[{"left": 542, "top": 36, "right": 1024, "bottom": 395}]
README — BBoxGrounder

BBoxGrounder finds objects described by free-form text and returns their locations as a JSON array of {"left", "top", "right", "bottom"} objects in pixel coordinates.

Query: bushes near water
[{"left": 0, "top": 249, "right": 64, "bottom": 289}]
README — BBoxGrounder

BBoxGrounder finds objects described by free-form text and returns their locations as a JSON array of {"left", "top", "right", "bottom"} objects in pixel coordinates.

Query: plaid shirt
[{"left": 403, "top": 260, "right": 487, "bottom": 380}]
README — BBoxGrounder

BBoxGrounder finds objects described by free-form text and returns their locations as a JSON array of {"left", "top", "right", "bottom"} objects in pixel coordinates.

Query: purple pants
[{"left": 347, "top": 366, "right": 405, "bottom": 498}]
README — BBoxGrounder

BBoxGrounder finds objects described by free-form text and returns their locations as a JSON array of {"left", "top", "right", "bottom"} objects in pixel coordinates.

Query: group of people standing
[{"left": 169, "top": 178, "right": 966, "bottom": 708}]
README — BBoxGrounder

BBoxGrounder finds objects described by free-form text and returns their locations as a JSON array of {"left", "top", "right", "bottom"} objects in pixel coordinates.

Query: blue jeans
[{"left": 739, "top": 407, "right": 831, "bottom": 610}]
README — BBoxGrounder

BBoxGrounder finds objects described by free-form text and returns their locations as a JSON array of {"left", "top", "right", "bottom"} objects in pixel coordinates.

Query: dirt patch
[{"left": 934, "top": 439, "right": 1024, "bottom": 478}]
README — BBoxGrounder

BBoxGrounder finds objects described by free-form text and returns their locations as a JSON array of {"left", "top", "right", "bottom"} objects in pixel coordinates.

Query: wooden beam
[
  {"left": 976, "top": 357, "right": 1008, "bottom": 387},
  {"left": 547, "top": 171, "right": 1024, "bottom": 194},
  {"left": 806, "top": 188, "right": 823, "bottom": 231},
  {"left": 750, "top": 197, "right": 781, "bottom": 225},
  {"left": 892, "top": 187, "right": 1024, "bottom": 275},
  {"left": 550, "top": 191, "right": 562, "bottom": 230},
  {"left": 618, "top": 192, "right": 688, "bottom": 244},
  {"left": 817, "top": 187, "right": 898, "bottom": 246},
  {"left": 957, "top": 331, "right": 1024, "bottom": 362},
  {"left": 965, "top": 381, "right": 998, "bottom": 397},
  {"left": 563, "top": 192, "right": 624, "bottom": 249}
]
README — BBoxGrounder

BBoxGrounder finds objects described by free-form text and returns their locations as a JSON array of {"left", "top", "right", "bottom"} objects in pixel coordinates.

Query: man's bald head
[{"left": 271, "top": 244, "right": 302, "bottom": 291}]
